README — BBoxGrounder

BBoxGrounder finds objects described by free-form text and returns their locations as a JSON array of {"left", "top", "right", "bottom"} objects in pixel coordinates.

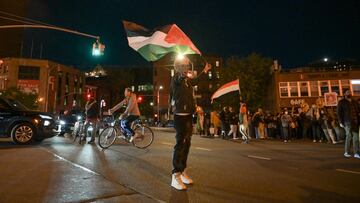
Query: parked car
[{"left": 0, "top": 97, "right": 58, "bottom": 144}]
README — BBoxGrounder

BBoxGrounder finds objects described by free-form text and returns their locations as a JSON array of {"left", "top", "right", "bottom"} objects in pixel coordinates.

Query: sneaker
[
  {"left": 214, "top": 134, "right": 219, "bottom": 138},
  {"left": 284, "top": 140, "right": 287, "bottom": 143},
  {"left": 128, "top": 136, "right": 134, "bottom": 143},
  {"left": 171, "top": 173, "right": 187, "bottom": 190},
  {"left": 344, "top": 153, "right": 351, "bottom": 158},
  {"left": 354, "top": 154, "right": 360, "bottom": 159},
  {"left": 181, "top": 170, "right": 193, "bottom": 185},
  {"left": 319, "top": 140, "right": 322, "bottom": 143},
  {"left": 313, "top": 140, "right": 316, "bottom": 143},
  {"left": 233, "top": 137, "right": 240, "bottom": 140},
  {"left": 88, "top": 140, "right": 95, "bottom": 144}
]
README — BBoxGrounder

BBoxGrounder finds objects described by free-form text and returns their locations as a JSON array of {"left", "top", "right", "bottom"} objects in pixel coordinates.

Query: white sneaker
[
  {"left": 354, "top": 154, "right": 360, "bottom": 159},
  {"left": 171, "top": 173, "right": 187, "bottom": 190},
  {"left": 181, "top": 170, "right": 193, "bottom": 185},
  {"left": 313, "top": 140, "right": 316, "bottom": 143},
  {"left": 214, "top": 134, "right": 219, "bottom": 138},
  {"left": 344, "top": 153, "right": 351, "bottom": 158},
  {"left": 284, "top": 140, "right": 287, "bottom": 143}
]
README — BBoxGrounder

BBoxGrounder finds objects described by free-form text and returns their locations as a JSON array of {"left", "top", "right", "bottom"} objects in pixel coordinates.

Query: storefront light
[{"left": 351, "top": 80, "right": 360, "bottom": 85}]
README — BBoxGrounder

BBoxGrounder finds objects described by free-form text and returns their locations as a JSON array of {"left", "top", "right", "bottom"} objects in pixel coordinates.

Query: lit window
[
  {"left": 216, "top": 61, "right": 219, "bottom": 67},
  {"left": 208, "top": 71, "right": 212, "bottom": 79},
  {"left": 310, "top": 81, "right": 319, "bottom": 97},
  {"left": 279, "top": 82, "right": 289, "bottom": 97},
  {"left": 330, "top": 80, "right": 340, "bottom": 94},
  {"left": 320, "top": 81, "right": 329, "bottom": 96},
  {"left": 289, "top": 82, "right": 298, "bottom": 97},
  {"left": 341, "top": 80, "right": 350, "bottom": 96},
  {"left": 300, "top": 82, "right": 309, "bottom": 97}
]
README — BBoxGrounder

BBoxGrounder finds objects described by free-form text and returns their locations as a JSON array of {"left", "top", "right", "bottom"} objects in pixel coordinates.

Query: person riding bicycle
[{"left": 108, "top": 87, "right": 141, "bottom": 142}]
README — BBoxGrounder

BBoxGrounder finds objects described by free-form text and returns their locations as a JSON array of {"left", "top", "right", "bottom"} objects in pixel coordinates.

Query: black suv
[{"left": 0, "top": 97, "right": 58, "bottom": 144}]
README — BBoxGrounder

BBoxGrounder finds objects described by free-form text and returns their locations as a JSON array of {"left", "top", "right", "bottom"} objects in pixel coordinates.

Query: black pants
[{"left": 173, "top": 114, "right": 192, "bottom": 174}]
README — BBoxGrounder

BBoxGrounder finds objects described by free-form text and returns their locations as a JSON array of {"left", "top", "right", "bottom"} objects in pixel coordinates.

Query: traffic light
[
  {"left": 137, "top": 96, "right": 143, "bottom": 103},
  {"left": 92, "top": 39, "right": 105, "bottom": 56},
  {"left": 86, "top": 93, "right": 91, "bottom": 100}
]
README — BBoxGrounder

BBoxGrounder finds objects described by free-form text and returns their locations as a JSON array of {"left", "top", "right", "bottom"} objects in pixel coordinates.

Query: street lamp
[{"left": 157, "top": 85, "right": 163, "bottom": 124}]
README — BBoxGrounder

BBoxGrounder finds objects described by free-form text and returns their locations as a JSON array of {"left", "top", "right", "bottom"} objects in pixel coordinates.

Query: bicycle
[{"left": 98, "top": 116, "right": 154, "bottom": 149}]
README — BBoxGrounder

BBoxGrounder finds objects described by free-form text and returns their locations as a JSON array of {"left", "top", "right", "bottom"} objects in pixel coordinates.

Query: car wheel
[{"left": 11, "top": 123, "right": 35, "bottom": 145}]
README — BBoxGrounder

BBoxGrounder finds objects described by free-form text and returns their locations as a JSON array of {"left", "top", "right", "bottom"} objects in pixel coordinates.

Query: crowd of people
[{"left": 198, "top": 100, "right": 348, "bottom": 145}]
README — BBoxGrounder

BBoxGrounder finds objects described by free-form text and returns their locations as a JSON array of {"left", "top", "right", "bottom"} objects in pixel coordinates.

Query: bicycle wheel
[
  {"left": 132, "top": 125, "right": 154, "bottom": 149},
  {"left": 98, "top": 126, "right": 117, "bottom": 149}
]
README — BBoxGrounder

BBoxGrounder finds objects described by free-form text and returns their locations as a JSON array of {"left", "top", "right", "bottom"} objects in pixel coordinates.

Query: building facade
[
  {"left": 0, "top": 58, "right": 85, "bottom": 112},
  {"left": 273, "top": 66, "right": 360, "bottom": 112}
]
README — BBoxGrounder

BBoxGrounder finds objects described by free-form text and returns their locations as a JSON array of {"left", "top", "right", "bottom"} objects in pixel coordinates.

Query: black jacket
[
  {"left": 337, "top": 98, "right": 359, "bottom": 130},
  {"left": 169, "top": 73, "right": 203, "bottom": 114}
]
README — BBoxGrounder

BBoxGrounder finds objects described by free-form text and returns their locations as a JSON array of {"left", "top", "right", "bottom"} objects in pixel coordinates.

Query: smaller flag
[
  {"left": 211, "top": 79, "right": 240, "bottom": 101},
  {"left": 123, "top": 20, "right": 201, "bottom": 61}
]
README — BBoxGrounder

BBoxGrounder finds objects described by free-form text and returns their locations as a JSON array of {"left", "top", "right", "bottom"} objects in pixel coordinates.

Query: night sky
[{"left": 21, "top": 0, "right": 360, "bottom": 70}]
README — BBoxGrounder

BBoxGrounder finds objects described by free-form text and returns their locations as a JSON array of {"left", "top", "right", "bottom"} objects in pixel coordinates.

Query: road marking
[
  {"left": 247, "top": 155, "right": 271, "bottom": 161},
  {"left": 195, "top": 147, "right": 212, "bottom": 151},
  {"left": 161, "top": 142, "right": 173, "bottom": 146},
  {"left": 42, "top": 148, "right": 100, "bottom": 176},
  {"left": 336, "top": 169, "right": 360, "bottom": 175}
]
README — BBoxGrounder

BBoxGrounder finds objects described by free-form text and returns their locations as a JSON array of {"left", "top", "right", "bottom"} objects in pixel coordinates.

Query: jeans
[
  {"left": 173, "top": 114, "right": 192, "bottom": 174},
  {"left": 84, "top": 118, "right": 99, "bottom": 141},
  {"left": 121, "top": 115, "right": 139, "bottom": 137},
  {"left": 344, "top": 125, "right": 360, "bottom": 154},
  {"left": 282, "top": 127, "right": 289, "bottom": 140},
  {"left": 255, "top": 127, "right": 260, "bottom": 139}
]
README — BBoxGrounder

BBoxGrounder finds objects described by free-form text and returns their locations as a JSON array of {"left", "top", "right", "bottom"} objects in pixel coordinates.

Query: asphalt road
[{"left": 1, "top": 129, "right": 360, "bottom": 203}]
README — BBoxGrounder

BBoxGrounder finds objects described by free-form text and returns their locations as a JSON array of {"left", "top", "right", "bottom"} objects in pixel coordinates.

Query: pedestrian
[
  {"left": 239, "top": 102, "right": 250, "bottom": 142},
  {"left": 169, "top": 56, "right": 211, "bottom": 190},
  {"left": 196, "top": 105, "right": 205, "bottom": 135},
  {"left": 210, "top": 108, "right": 221, "bottom": 137},
  {"left": 219, "top": 107, "right": 230, "bottom": 139},
  {"left": 252, "top": 107, "right": 265, "bottom": 139},
  {"left": 337, "top": 89, "right": 360, "bottom": 158},
  {"left": 83, "top": 95, "right": 100, "bottom": 144},
  {"left": 228, "top": 106, "right": 238, "bottom": 139},
  {"left": 281, "top": 108, "right": 292, "bottom": 142}
]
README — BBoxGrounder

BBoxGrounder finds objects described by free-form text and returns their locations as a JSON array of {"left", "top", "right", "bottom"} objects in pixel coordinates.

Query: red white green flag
[
  {"left": 211, "top": 79, "right": 240, "bottom": 101},
  {"left": 123, "top": 20, "right": 201, "bottom": 61}
]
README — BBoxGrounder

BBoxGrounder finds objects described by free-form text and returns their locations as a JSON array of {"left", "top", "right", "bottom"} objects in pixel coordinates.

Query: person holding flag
[
  {"left": 169, "top": 56, "right": 211, "bottom": 190},
  {"left": 123, "top": 20, "right": 210, "bottom": 190}
]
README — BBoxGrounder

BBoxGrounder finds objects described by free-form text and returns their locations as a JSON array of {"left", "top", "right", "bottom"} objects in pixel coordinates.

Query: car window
[{"left": 6, "top": 99, "right": 28, "bottom": 111}]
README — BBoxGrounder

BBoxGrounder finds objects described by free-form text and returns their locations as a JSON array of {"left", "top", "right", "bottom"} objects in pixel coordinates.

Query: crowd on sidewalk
[{"left": 196, "top": 101, "right": 347, "bottom": 144}]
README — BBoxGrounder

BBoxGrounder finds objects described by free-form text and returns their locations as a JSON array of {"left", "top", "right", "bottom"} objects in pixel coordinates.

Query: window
[
  {"left": 300, "top": 82, "right": 309, "bottom": 97},
  {"left": 310, "top": 81, "right": 319, "bottom": 97},
  {"left": 208, "top": 71, "right": 212, "bottom": 79},
  {"left": 351, "top": 80, "right": 360, "bottom": 95},
  {"left": 320, "top": 81, "right": 329, "bottom": 96},
  {"left": 279, "top": 82, "right": 288, "bottom": 97},
  {"left": 341, "top": 80, "right": 350, "bottom": 96},
  {"left": 216, "top": 61, "right": 220, "bottom": 67},
  {"left": 289, "top": 82, "right": 298, "bottom": 97},
  {"left": 18, "top": 66, "right": 40, "bottom": 80},
  {"left": 330, "top": 80, "right": 340, "bottom": 94}
]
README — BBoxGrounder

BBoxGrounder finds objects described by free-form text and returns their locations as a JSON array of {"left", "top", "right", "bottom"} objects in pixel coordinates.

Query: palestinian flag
[
  {"left": 123, "top": 20, "right": 201, "bottom": 61},
  {"left": 211, "top": 79, "right": 240, "bottom": 101}
]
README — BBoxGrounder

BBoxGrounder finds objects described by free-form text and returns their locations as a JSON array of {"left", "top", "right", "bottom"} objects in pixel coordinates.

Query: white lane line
[
  {"left": 247, "top": 155, "right": 271, "bottom": 161},
  {"left": 336, "top": 169, "right": 360, "bottom": 175},
  {"left": 161, "top": 142, "right": 173, "bottom": 146},
  {"left": 42, "top": 148, "right": 100, "bottom": 176},
  {"left": 195, "top": 147, "right": 212, "bottom": 151}
]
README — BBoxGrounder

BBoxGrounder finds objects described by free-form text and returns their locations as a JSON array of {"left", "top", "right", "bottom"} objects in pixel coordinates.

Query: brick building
[{"left": 0, "top": 58, "right": 85, "bottom": 112}]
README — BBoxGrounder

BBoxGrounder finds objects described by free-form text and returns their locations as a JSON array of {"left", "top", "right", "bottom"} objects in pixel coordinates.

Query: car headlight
[
  {"left": 60, "top": 120, "right": 66, "bottom": 125},
  {"left": 44, "top": 120, "right": 51, "bottom": 126},
  {"left": 40, "top": 114, "right": 53, "bottom": 120}
]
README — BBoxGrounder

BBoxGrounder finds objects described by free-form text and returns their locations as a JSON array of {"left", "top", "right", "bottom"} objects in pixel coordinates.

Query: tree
[
  {"left": 0, "top": 87, "right": 39, "bottom": 110},
  {"left": 218, "top": 53, "right": 273, "bottom": 112}
]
